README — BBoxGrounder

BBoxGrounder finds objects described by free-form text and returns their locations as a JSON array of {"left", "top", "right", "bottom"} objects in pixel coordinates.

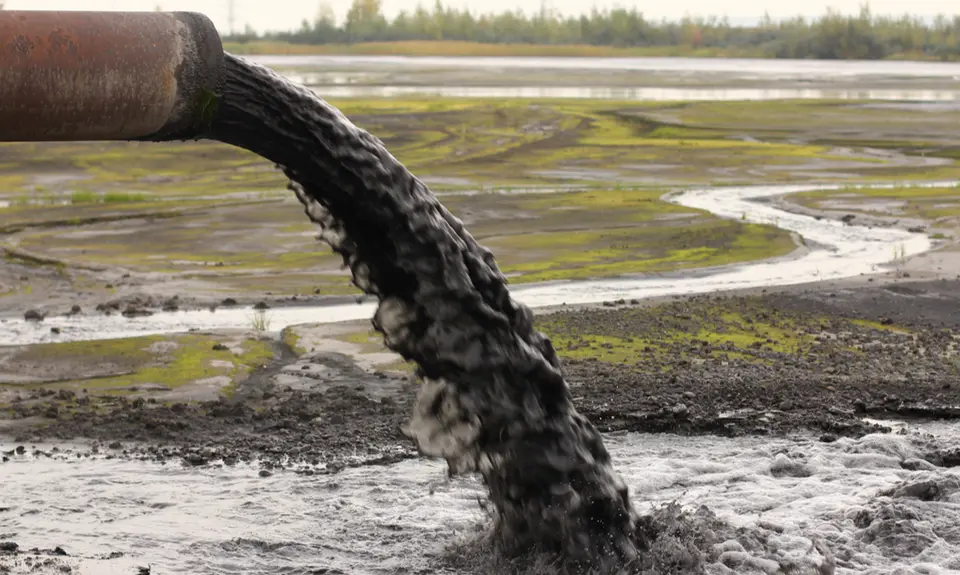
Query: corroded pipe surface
[{"left": 0, "top": 11, "right": 223, "bottom": 141}]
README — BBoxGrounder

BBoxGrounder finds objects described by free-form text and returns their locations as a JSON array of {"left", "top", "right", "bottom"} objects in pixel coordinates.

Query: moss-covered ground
[
  {"left": 2, "top": 98, "right": 959, "bottom": 300},
  {"left": 303, "top": 291, "right": 927, "bottom": 381},
  {"left": 0, "top": 333, "right": 275, "bottom": 396},
  {"left": 534, "top": 296, "right": 917, "bottom": 369}
]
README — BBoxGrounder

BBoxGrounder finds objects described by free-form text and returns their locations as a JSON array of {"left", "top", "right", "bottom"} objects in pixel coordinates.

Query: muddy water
[
  {"left": 5, "top": 423, "right": 960, "bottom": 574},
  {"left": 2, "top": 181, "right": 946, "bottom": 346}
]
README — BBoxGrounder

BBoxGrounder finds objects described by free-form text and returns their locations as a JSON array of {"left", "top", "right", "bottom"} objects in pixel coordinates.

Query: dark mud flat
[
  {"left": 767, "top": 277, "right": 960, "bottom": 331},
  {"left": 6, "top": 352, "right": 419, "bottom": 471},
  {"left": 548, "top": 278, "right": 960, "bottom": 447},
  {"left": 7, "top": 279, "right": 960, "bottom": 472}
]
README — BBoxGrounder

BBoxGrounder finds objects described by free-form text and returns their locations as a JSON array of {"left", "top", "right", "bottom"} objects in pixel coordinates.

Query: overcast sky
[{"left": 7, "top": 0, "right": 959, "bottom": 34}]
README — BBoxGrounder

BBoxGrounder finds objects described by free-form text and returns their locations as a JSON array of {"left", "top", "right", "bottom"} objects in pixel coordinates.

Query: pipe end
[{"left": 144, "top": 11, "right": 225, "bottom": 142}]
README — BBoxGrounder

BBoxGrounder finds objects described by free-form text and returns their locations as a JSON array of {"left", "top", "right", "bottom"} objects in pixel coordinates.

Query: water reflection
[
  {"left": 298, "top": 84, "right": 960, "bottom": 102},
  {"left": 248, "top": 54, "right": 960, "bottom": 79},
  {"left": 252, "top": 54, "right": 960, "bottom": 101}
]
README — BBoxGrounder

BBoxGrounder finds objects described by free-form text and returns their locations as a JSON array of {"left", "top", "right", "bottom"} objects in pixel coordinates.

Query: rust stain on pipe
[{"left": 0, "top": 11, "right": 223, "bottom": 141}]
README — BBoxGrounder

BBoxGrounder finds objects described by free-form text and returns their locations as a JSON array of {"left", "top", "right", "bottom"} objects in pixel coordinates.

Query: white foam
[{"left": 4, "top": 424, "right": 960, "bottom": 574}]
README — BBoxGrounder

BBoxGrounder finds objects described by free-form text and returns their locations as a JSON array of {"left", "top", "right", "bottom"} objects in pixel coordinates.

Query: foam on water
[{"left": 4, "top": 425, "right": 960, "bottom": 574}]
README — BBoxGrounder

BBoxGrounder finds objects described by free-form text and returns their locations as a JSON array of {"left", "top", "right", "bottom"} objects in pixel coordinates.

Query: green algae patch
[
  {"left": 490, "top": 218, "right": 797, "bottom": 284},
  {"left": 281, "top": 326, "right": 307, "bottom": 356},
  {"left": 535, "top": 296, "right": 929, "bottom": 372},
  {"left": 448, "top": 187, "right": 797, "bottom": 285},
  {"left": 850, "top": 319, "right": 912, "bottom": 334},
  {"left": 537, "top": 299, "right": 837, "bottom": 368},
  {"left": 10, "top": 184, "right": 798, "bottom": 295},
  {"left": 0, "top": 334, "right": 276, "bottom": 396},
  {"left": 375, "top": 359, "right": 417, "bottom": 374},
  {"left": 3, "top": 99, "right": 958, "bottom": 207},
  {"left": 516, "top": 188, "right": 688, "bottom": 219},
  {"left": 212, "top": 273, "right": 358, "bottom": 297},
  {"left": 335, "top": 328, "right": 390, "bottom": 354},
  {"left": 324, "top": 99, "right": 902, "bottom": 186}
]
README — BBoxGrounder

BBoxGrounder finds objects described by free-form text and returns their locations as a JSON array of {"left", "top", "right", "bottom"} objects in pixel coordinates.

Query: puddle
[
  {"left": 4, "top": 423, "right": 960, "bottom": 574},
  {"left": 2, "top": 181, "right": 950, "bottom": 346},
  {"left": 245, "top": 55, "right": 960, "bottom": 102},
  {"left": 257, "top": 57, "right": 960, "bottom": 101}
]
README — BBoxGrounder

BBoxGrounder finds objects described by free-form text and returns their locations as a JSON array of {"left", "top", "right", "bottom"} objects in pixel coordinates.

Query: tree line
[{"left": 225, "top": 1, "right": 960, "bottom": 61}]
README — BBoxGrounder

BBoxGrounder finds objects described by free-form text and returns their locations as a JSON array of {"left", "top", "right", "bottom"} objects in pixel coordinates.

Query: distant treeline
[{"left": 224, "top": 1, "right": 960, "bottom": 61}]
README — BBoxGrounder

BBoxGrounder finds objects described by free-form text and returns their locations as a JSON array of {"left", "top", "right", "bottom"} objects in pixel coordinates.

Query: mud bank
[{"left": 6, "top": 280, "right": 960, "bottom": 469}]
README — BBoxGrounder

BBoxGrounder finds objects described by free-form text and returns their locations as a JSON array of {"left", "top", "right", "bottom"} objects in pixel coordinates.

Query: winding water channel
[{"left": 1, "top": 181, "right": 945, "bottom": 346}]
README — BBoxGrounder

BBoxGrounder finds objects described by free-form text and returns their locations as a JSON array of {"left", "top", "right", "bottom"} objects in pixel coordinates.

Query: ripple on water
[{"left": 4, "top": 424, "right": 960, "bottom": 574}]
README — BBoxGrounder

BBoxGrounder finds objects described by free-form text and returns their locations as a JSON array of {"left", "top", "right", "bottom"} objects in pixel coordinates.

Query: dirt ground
[{"left": 4, "top": 276, "right": 960, "bottom": 476}]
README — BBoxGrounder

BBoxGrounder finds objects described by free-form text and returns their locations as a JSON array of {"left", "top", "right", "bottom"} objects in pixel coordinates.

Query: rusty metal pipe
[{"left": 0, "top": 11, "right": 223, "bottom": 142}]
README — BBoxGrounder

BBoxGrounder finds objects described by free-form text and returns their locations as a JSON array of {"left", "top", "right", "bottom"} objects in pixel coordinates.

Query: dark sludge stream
[{"left": 204, "top": 55, "right": 819, "bottom": 574}]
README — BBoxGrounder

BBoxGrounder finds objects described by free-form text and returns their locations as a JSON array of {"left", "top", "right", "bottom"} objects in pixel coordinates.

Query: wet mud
[
  {"left": 558, "top": 284, "right": 960, "bottom": 442},
  {"left": 0, "top": 544, "right": 82, "bottom": 575},
  {"left": 6, "top": 281, "right": 960, "bottom": 573},
  {"left": 5, "top": 352, "right": 418, "bottom": 472},
  {"left": 9, "top": 280, "right": 960, "bottom": 465}
]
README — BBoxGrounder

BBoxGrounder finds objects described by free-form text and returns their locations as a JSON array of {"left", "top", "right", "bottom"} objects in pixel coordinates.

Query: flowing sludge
[
  {"left": 200, "top": 54, "right": 840, "bottom": 573},
  {"left": 208, "top": 53, "right": 643, "bottom": 571}
]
